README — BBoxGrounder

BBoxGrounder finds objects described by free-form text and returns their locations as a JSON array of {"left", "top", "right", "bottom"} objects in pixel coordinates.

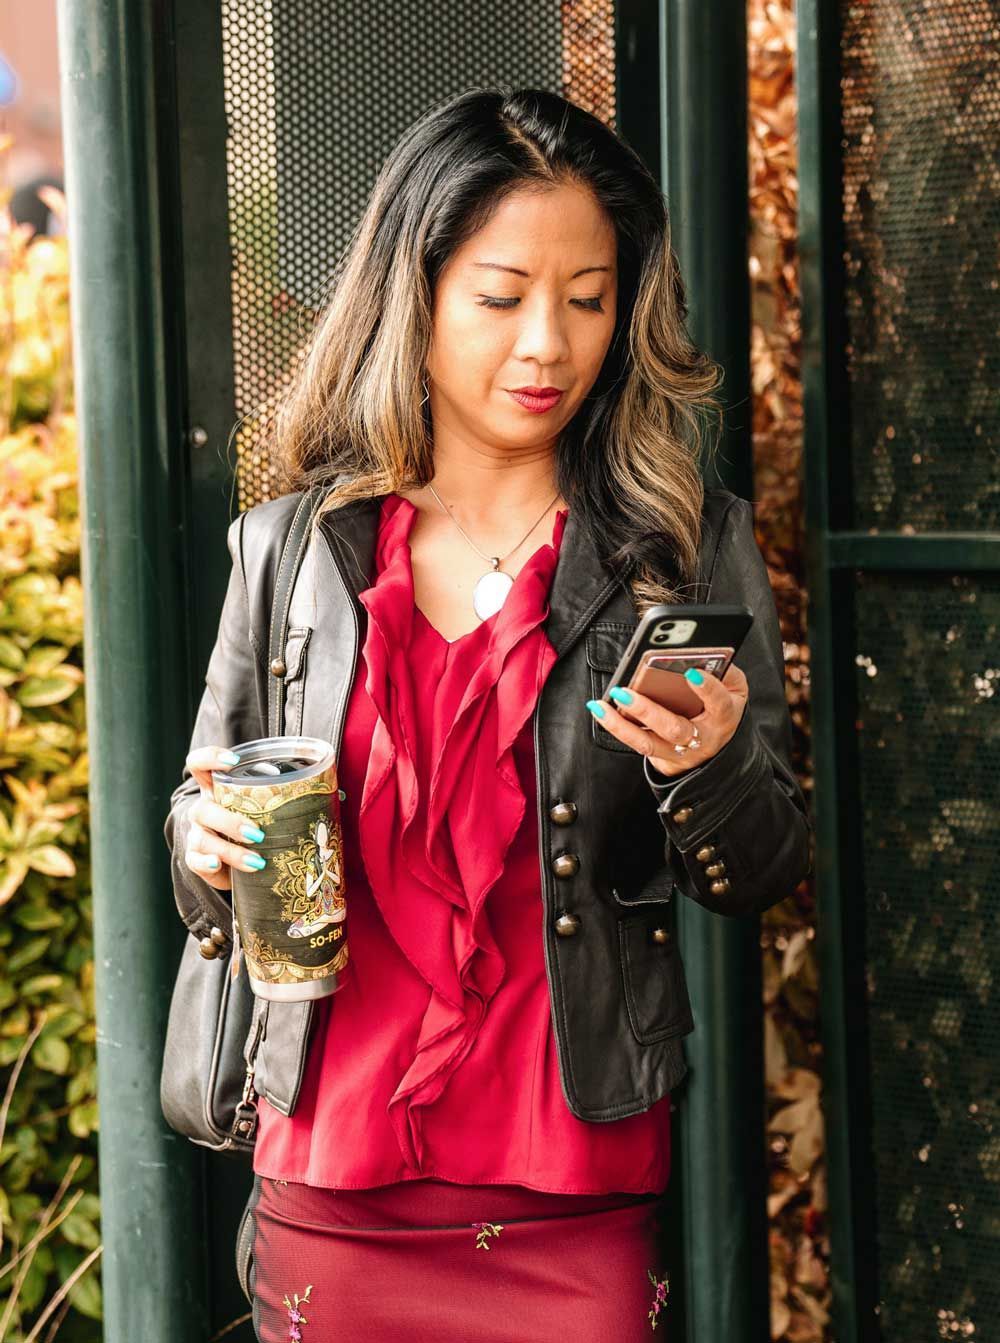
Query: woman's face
[{"left": 425, "top": 180, "right": 618, "bottom": 453}]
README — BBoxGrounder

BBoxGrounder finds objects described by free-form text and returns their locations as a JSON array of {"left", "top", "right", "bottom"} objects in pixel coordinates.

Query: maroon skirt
[{"left": 243, "top": 1175, "right": 672, "bottom": 1341}]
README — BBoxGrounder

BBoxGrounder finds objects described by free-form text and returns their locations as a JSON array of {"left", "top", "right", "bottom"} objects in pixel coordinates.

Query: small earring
[{"left": 419, "top": 374, "right": 430, "bottom": 407}]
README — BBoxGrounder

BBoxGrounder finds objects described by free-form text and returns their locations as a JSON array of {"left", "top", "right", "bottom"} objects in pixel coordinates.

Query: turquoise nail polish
[
  {"left": 684, "top": 668, "right": 705, "bottom": 686},
  {"left": 241, "top": 823, "right": 266, "bottom": 844},
  {"left": 585, "top": 699, "right": 606, "bottom": 719},
  {"left": 609, "top": 685, "right": 634, "bottom": 706},
  {"left": 220, "top": 750, "right": 241, "bottom": 765},
  {"left": 205, "top": 855, "right": 220, "bottom": 870},
  {"left": 244, "top": 853, "right": 267, "bottom": 870}
]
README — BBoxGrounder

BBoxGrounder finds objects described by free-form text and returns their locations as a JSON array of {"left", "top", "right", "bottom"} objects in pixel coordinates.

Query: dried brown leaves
[{"left": 749, "top": 0, "right": 831, "bottom": 1338}]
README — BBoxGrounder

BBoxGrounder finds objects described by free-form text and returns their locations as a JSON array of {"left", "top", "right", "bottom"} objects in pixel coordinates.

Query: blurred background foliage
[
  {"left": 0, "top": 135, "right": 101, "bottom": 1341},
  {"left": 747, "top": 2, "right": 831, "bottom": 1339}
]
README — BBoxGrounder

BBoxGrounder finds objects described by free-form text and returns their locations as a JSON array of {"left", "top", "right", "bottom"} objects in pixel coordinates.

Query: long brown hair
[{"left": 265, "top": 85, "right": 722, "bottom": 611}]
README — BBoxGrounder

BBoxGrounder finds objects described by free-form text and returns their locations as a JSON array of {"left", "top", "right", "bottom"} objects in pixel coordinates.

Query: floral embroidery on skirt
[
  {"left": 282, "top": 1284, "right": 313, "bottom": 1341},
  {"left": 647, "top": 1269, "right": 669, "bottom": 1329},
  {"left": 251, "top": 1179, "right": 665, "bottom": 1340},
  {"left": 472, "top": 1220, "right": 504, "bottom": 1249}
]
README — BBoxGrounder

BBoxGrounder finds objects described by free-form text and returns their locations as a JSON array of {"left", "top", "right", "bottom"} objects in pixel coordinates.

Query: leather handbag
[{"left": 159, "top": 485, "right": 328, "bottom": 1155}]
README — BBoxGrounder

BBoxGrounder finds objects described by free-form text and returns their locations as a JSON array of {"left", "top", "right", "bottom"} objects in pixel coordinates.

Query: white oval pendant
[{"left": 473, "top": 568, "right": 514, "bottom": 620}]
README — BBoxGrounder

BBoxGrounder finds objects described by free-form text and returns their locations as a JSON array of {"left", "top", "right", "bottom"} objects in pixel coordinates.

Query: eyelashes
[{"left": 476, "top": 296, "right": 605, "bottom": 313}]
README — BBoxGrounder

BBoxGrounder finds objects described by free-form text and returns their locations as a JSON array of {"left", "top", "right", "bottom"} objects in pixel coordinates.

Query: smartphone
[{"left": 601, "top": 604, "right": 753, "bottom": 720}]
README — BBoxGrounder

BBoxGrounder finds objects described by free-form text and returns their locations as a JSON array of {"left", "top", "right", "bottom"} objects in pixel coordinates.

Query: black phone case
[{"left": 599, "top": 604, "right": 754, "bottom": 701}]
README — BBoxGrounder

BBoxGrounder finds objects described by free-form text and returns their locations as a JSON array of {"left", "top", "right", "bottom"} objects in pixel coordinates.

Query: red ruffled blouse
[{"left": 252, "top": 492, "right": 672, "bottom": 1193}]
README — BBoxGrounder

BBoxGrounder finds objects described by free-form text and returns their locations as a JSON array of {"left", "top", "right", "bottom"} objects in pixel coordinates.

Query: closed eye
[{"left": 476, "top": 296, "right": 605, "bottom": 313}]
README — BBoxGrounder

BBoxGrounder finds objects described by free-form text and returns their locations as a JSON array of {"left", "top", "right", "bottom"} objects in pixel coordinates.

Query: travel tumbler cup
[{"left": 211, "top": 736, "right": 348, "bottom": 1001}]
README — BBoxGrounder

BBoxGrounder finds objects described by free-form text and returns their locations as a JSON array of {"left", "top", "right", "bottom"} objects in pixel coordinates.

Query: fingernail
[
  {"left": 204, "top": 855, "right": 220, "bottom": 870},
  {"left": 220, "top": 750, "right": 241, "bottom": 764},
  {"left": 241, "top": 823, "right": 266, "bottom": 844},
  {"left": 608, "top": 685, "right": 633, "bottom": 705},
  {"left": 585, "top": 699, "right": 606, "bottom": 719},
  {"left": 244, "top": 853, "right": 267, "bottom": 870},
  {"left": 684, "top": 668, "right": 704, "bottom": 685}
]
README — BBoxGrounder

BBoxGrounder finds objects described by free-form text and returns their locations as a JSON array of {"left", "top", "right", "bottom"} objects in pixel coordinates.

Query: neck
[{"left": 423, "top": 447, "right": 564, "bottom": 527}]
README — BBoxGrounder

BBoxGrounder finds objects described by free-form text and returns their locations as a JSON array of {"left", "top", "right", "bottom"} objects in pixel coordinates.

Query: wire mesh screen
[
  {"left": 840, "top": 1, "right": 1000, "bottom": 532},
  {"left": 853, "top": 572, "right": 1000, "bottom": 1338},
  {"left": 219, "top": 0, "right": 617, "bottom": 511}
]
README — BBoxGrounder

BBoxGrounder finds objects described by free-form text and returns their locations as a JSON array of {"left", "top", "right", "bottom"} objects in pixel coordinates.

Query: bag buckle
[{"left": 231, "top": 1006, "right": 265, "bottom": 1144}]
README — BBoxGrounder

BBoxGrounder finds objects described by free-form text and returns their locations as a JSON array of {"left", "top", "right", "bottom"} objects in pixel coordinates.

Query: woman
[{"left": 164, "top": 86, "right": 812, "bottom": 1341}]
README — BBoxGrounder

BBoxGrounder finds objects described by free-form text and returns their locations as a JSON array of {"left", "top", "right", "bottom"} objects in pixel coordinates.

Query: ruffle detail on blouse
[{"left": 355, "top": 493, "right": 567, "bottom": 1171}]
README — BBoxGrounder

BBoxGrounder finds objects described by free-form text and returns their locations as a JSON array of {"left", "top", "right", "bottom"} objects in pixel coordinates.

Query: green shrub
[{"left": 0, "top": 169, "right": 101, "bottom": 1340}]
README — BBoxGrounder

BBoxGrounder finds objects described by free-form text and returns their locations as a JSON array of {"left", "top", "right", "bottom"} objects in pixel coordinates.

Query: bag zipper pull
[
  {"left": 232, "top": 1074, "right": 259, "bottom": 1143},
  {"left": 232, "top": 1010, "right": 265, "bottom": 1144}
]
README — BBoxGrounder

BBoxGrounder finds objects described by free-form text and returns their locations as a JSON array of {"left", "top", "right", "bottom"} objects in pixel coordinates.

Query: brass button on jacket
[
  {"left": 695, "top": 844, "right": 716, "bottom": 863},
  {"left": 198, "top": 936, "right": 221, "bottom": 960},
  {"left": 705, "top": 862, "right": 726, "bottom": 878},
  {"left": 549, "top": 800, "right": 578, "bottom": 826},
  {"left": 554, "top": 911, "right": 582, "bottom": 937},
  {"left": 270, "top": 656, "right": 286, "bottom": 677},
  {"left": 671, "top": 806, "right": 694, "bottom": 825},
  {"left": 551, "top": 851, "right": 580, "bottom": 878},
  {"left": 651, "top": 927, "right": 671, "bottom": 946},
  {"left": 709, "top": 878, "right": 731, "bottom": 896},
  {"left": 209, "top": 926, "right": 227, "bottom": 947}
]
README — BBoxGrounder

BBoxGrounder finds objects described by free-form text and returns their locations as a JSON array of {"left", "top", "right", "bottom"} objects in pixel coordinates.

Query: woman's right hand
[{"left": 182, "top": 746, "right": 267, "bottom": 892}]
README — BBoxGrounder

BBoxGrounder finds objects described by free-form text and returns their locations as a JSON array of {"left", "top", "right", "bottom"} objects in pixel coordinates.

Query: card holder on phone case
[{"left": 628, "top": 664, "right": 704, "bottom": 718}]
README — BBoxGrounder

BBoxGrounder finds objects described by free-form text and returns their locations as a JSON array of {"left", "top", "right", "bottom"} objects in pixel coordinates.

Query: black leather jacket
[{"left": 163, "top": 484, "right": 812, "bottom": 1125}]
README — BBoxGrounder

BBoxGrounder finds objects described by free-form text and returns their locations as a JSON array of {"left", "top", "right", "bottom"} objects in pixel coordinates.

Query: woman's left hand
[{"left": 585, "top": 664, "right": 749, "bottom": 779}]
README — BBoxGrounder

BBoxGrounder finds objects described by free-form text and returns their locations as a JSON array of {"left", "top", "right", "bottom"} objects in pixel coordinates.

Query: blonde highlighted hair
[{"left": 265, "top": 85, "right": 722, "bottom": 612}]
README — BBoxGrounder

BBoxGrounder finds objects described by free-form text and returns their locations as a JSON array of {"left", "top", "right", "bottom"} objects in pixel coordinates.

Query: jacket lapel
[
  {"left": 545, "top": 507, "right": 637, "bottom": 652},
  {"left": 311, "top": 486, "right": 635, "bottom": 655}
]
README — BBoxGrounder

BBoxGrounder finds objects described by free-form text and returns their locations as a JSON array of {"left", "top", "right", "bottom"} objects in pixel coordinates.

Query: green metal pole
[
  {"left": 660, "top": 2, "right": 770, "bottom": 1340},
  {"left": 661, "top": 0, "right": 754, "bottom": 504},
  {"left": 55, "top": 3, "right": 209, "bottom": 1338},
  {"left": 797, "top": 1, "right": 877, "bottom": 1338}
]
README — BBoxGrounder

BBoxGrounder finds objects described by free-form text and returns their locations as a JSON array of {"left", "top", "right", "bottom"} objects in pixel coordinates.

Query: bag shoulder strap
[{"left": 266, "top": 485, "right": 328, "bottom": 737}]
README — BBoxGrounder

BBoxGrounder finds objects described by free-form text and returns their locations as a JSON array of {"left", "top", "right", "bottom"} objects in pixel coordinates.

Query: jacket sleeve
[
  {"left": 641, "top": 497, "right": 813, "bottom": 916},
  {"left": 162, "top": 512, "right": 266, "bottom": 945}
]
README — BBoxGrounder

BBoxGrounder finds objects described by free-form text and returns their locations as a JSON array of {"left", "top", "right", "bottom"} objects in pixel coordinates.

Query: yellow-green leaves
[{"left": 0, "top": 159, "right": 98, "bottom": 1339}]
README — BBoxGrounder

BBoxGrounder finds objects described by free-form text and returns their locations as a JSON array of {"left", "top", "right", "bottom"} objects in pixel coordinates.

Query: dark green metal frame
[
  {"left": 55, "top": 1, "right": 211, "bottom": 1339},
  {"left": 797, "top": 1, "right": 1000, "bottom": 1338},
  {"left": 797, "top": 2, "right": 880, "bottom": 1336},
  {"left": 659, "top": 3, "right": 770, "bottom": 1342}
]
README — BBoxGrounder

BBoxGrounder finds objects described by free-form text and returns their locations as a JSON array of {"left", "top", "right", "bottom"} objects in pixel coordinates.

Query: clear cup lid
[{"left": 210, "top": 735, "right": 335, "bottom": 786}]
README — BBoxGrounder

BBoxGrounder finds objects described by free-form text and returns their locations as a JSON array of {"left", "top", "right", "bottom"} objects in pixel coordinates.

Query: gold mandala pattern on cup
[{"left": 214, "top": 768, "right": 337, "bottom": 828}]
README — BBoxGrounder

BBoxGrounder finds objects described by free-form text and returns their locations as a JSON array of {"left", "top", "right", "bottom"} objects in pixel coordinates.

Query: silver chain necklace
[{"left": 426, "top": 482, "right": 562, "bottom": 619}]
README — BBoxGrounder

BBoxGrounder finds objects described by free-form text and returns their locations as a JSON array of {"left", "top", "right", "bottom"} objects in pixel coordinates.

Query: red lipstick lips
[{"left": 507, "top": 386, "right": 565, "bottom": 414}]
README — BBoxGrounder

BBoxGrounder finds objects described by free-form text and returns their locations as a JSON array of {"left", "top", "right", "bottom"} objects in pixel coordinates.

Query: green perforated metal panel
[
  {"left": 840, "top": 3, "right": 1000, "bottom": 532},
  {"left": 854, "top": 574, "right": 1000, "bottom": 1338},
  {"left": 799, "top": 1, "right": 1000, "bottom": 1339},
  {"left": 218, "top": 0, "right": 618, "bottom": 511}
]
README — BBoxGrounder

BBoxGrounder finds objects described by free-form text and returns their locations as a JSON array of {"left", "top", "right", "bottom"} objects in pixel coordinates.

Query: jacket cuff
[{"left": 642, "top": 702, "right": 770, "bottom": 851}]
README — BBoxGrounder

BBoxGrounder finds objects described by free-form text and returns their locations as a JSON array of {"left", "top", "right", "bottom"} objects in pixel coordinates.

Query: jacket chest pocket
[
  {"left": 585, "top": 621, "right": 638, "bottom": 755},
  {"left": 612, "top": 877, "right": 694, "bottom": 1044},
  {"left": 281, "top": 626, "right": 312, "bottom": 737}
]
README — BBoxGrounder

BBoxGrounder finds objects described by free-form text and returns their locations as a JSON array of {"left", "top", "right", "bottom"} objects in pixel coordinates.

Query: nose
[{"left": 511, "top": 294, "right": 572, "bottom": 370}]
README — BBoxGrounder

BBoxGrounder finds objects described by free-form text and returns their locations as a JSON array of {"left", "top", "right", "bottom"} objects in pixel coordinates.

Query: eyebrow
[{"left": 471, "top": 262, "right": 612, "bottom": 280}]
